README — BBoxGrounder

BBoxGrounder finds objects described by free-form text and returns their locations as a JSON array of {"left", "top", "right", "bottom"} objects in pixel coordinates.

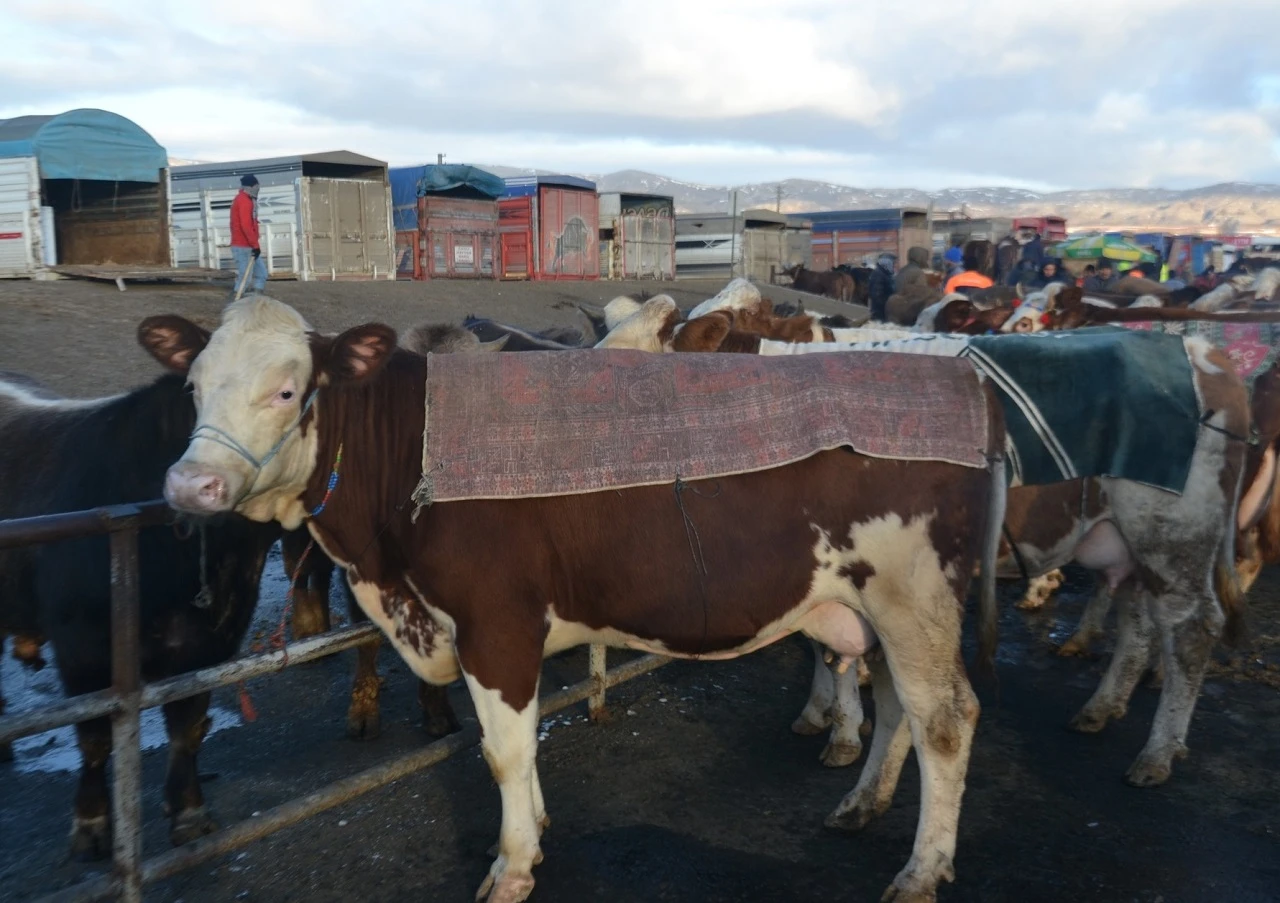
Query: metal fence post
[
  {"left": 587, "top": 645, "right": 607, "bottom": 721},
  {"left": 108, "top": 513, "right": 144, "bottom": 903}
]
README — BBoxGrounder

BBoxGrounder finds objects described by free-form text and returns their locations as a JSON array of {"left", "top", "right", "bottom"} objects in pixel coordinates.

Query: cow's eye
[{"left": 279, "top": 390, "right": 295, "bottom": 401}]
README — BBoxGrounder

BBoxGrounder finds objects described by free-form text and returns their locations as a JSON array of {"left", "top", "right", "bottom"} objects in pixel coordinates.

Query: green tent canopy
[{"left": 1053, "top": 234, "right": 1158, "bottom": 264}]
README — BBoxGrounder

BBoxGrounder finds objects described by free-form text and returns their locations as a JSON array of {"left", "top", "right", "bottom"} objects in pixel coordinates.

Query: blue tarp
[
  {"left": 389, "top": 164, "right": 505, "bottom": 230},
  {"left": 0, "top": 108, "right": 167, "bottom": 183}
]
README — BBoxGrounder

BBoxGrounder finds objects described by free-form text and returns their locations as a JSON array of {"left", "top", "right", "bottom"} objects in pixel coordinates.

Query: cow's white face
[{"left": 154, "top": 298, "right": 320, "bottom": 527}]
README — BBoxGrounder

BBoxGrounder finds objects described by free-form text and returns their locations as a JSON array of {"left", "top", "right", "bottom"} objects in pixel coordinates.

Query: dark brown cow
[
  {"left": 146, "top": 296, "right": 1008, "bottom": 903},
  {"left": 781, "top": 264, "right": 855, "bottom": 303}
]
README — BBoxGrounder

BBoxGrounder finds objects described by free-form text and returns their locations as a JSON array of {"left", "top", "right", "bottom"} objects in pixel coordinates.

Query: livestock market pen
[{"left": 1, "top": 278, "right": 1278, "bottom": 903}]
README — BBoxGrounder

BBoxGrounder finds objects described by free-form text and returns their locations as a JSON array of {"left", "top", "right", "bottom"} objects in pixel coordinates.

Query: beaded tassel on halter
[{"left": 310, "top": 443, "right": 344, "bottom": 517}]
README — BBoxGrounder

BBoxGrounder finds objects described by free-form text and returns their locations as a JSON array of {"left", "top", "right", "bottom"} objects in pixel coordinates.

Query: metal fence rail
[{"left": 0, "top": 501, "right": 670, "bottom": 903}]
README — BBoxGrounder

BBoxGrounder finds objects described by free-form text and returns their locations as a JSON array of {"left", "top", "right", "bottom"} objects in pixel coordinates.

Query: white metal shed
[{"left": 169, "top": 151, "right": 395, "bottom": 281}]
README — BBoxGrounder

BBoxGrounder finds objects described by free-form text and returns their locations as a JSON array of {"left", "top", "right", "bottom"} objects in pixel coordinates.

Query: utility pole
[
  {"left": 775, "top": 184, "right": 784, "bottom": 213},
  {"left": 729, "top": 189, "right": 739, "bottom": 279},
  {"left": 437, "top": 153, "right": 445, "bottom": 165}
]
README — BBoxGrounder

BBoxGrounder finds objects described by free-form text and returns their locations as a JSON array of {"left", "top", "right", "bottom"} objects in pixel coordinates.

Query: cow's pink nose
[{"left": 164, "top": 468, "right": 228, "bottom": 512}]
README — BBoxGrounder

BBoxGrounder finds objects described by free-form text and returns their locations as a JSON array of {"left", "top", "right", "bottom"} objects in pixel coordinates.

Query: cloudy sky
[{"left": 2, "top": 0, "right": 1279, "bottom": 191}]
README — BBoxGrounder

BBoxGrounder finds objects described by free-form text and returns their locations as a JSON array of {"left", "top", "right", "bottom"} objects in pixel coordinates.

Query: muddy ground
[{"left": 1, "top": 278, "right": 1278, "bottom": 903}]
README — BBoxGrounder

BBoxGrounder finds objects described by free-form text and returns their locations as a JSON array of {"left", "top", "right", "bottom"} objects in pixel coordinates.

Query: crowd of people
[{"left": 864, "top": 229, "right": 1202, "bottom": 325}]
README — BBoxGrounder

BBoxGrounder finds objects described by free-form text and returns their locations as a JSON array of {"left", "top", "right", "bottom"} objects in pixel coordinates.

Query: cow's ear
[
  {"left": 330, "top": 323, "right": 397, "bottom": 381},
  {"left": 138, "top": 315, "right": 210, "bottom": 374}
]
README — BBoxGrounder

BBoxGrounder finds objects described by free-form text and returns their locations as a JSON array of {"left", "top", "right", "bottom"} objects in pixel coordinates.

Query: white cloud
[{"left": 0, "top": 0, "right": 1278, "bottom": 189}]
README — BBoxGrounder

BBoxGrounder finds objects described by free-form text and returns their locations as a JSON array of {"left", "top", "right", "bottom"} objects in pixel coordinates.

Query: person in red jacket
[{"left": 229, "top": 174, "right": 265, "bottom": 295}]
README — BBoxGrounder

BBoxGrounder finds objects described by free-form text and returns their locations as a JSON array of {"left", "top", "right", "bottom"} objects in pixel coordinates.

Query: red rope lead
[{"left": 235, "top": 537, "right": 317, "bottom": 723}]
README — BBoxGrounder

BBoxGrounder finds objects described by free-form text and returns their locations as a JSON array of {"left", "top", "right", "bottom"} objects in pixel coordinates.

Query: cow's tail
[
  {"left": 1216, "top": 512, "right": 1247, "bottom": 648},
  {"left": 977, "top": 451, "right": 1007, "bottom": 673}
]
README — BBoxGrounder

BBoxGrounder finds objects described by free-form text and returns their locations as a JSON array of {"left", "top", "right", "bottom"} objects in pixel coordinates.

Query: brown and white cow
[
  {"left": 634, "top": 312, "right": 1253, "bottom": 788},
  {"left": 145, "top": 296, "right": 1008, "bottom": 903}
]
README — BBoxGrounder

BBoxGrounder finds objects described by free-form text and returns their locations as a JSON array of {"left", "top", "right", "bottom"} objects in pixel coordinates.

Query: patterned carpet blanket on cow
[
  {"left": 965, "top": 328, "right": 1201, "bottom": 492},
  {"left": 760, "top": 328, "right": 1204, "bottom": 494},
  {"left": 1118, "top": 320, "right": 1280, "bottom": 385},
  {"left": 413, "top": 348, "right": 990, "bottom": 505}
]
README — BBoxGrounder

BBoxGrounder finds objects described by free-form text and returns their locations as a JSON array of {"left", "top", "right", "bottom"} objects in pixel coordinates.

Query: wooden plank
[{"left": 51, "top": 264, "right": 236, "bottom": 286}]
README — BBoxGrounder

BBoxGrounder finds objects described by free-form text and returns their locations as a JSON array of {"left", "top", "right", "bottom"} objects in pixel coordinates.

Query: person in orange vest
[
  {"left": 230, "top": 174, "right": 266, "bottom": 295},
  {"left": 943, "top": 244, "right": 995, "bottom": 295}
]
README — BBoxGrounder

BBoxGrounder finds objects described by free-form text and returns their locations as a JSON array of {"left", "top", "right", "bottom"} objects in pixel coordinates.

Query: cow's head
[{"left": 139, "top": 297, "right": 395, "bottom": 529}]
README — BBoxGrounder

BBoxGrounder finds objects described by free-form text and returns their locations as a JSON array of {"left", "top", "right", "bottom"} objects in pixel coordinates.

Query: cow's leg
[
  {"left": 465, "top": 671, "right": 542, "bottom": 903},
  {"left": 282, "top": 533, "right": 331, "bottom": 640},
  {"left": 1058, "top": 579, "right": 1115, "bottom": 657},
  {"left": 342, "top": 581, "right": 383, "bottom": 740},
  {"left": 829, "top": 604, "right": 978, "bottom": 903},
  {"left": 792, "top": 638, "right": 834, "bottom": 735},
  {"left": 821, "top": 656, "right": 865, "bottom": 767},
  {"left": 69, "top": 715, "right": 113, "bottom": 859},
  {"left": 1126, "top": 598, "right": 1218, "bottom": 787},
  {"left": 824, "top": 654, "right": 912, "bottom": 831},
  {"left": 418, "top": 680, "right": 461, "bottom": 738},
  {"left": 1069, "top": 584, "right": 1152, "bottom": 733},
  {"left": 162, "top": 692, "right": 218, "bottom": 845}
]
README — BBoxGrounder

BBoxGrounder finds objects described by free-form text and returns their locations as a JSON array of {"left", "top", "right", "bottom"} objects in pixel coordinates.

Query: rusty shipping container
[
  {"left": 389, "top": 165, "right": 502, "bottom": 280},
  {"left": 500, "top": 175, "right": 599, "bottom": 280},
  {"left": 796, "top": 208, "right": 931, "bottom": 269}
]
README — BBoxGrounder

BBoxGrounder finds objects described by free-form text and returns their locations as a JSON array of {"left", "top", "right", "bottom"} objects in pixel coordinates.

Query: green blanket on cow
[{"left": 964, "top": 327, "right": 1202, "bottom": 493}]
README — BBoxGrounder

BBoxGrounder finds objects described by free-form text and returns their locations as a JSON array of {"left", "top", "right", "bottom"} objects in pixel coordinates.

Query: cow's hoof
[
  {"left": 881, "top": 886, "right": 937, "bottom": 903},
  {"left": 69, "top": 816, "right": 111, "bottom": 861},
  {"left": 820, "top": 741, "right": 862, "bottom": 768},
  {"left": 424, "top": 711, "right": 461, "bottom": 739},
  {"left": 475, "top": 861, "right": 536, "bottom": 903},
  {"left": 1125, "top": 761, "right": 1171, "bottom": 788},
  {"left": 824, "top": 798, "right": 886, "bottom": 834},
  {"left": 790, "top": 713, "right": 830, "bottom": 736},
  {"left": 1014, "top": 595, "right": 1046, "bottom": 612},
  {"left": 170, "top": 806, "right": 218, "bottom": 846},
  {"left": 1068, "top": 705, "right": 1122, "bottom": 734},
  {"left": 1125, "top": 744, "right": 1187, "bottom": 788},
  {"left": 346, "top": 705, "right": 381, "bottom": 741},
  {"left": 1056, "top": 635, "right": 1094, "bottom": 657}
]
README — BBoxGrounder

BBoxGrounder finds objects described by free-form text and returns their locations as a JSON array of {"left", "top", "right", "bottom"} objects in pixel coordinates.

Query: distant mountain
[{"left": 473, "top": 166, "right": 1280, "bottom": 233}]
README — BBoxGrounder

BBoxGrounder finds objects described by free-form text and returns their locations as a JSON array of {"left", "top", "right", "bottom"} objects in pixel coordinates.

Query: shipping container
[
  {"left": 0, "top": 109, "right": 169, "bottom": 278},
  {"left": 931, "top": 216, "right": 1015, "bottom": 255},
  {"left": 499, "top": 176, "right": 599, "bottom": 280},
  {"left": 676, "top": 209, "right": 811, "bottom": 281},
  {"left": 598, "top": 191, "right": 675, "bottom": 280},
  {"left": 1012, "top": 216, "right": 1068, "bottom": 242},
  {"left": 796, "top": 208, "right": 931, "bottom": 269},
  {"left": 170, "top": 151, "right": 394, "bottom": 281},
  {"left": 389, "top": 164, "right": 502, "bottom": 280}
]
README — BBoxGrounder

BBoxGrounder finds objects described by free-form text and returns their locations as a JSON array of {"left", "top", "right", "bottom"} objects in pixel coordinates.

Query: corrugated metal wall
[
  {"left": 417, "top": 196, "right": 498, "bottom": 280},
  {"left": 170, "top": 175, "right": 393, "bottom": 280},
  {"left": 538, "top": 186, "right": 598, "bottom": 280},
  {"left": 498, "top": 197, "right": 535, "bottom": 279},
  {"left": 170, "top": 181, "right": 300, "bottom": 275},
  {"left": 0, "top": 156, "right": 39, "bottom": 276}
]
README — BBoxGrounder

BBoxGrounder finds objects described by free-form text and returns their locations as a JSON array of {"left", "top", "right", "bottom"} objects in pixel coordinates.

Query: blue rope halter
[{"left": 187, "top": 388, "right": 319, "bottom": 498}]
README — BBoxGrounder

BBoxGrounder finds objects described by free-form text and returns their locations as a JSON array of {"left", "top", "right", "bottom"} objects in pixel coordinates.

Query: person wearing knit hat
[
  {"left": 230, "top": 174, "right": 266, "bottom": 296},
  {"left": 943, "top": 245, "right": 964, "bottom": 278}
]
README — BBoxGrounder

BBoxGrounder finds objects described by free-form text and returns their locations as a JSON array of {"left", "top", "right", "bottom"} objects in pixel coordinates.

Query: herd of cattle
[{"left": 3, "top": 267, "right": 1280, "bottom": 903}]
